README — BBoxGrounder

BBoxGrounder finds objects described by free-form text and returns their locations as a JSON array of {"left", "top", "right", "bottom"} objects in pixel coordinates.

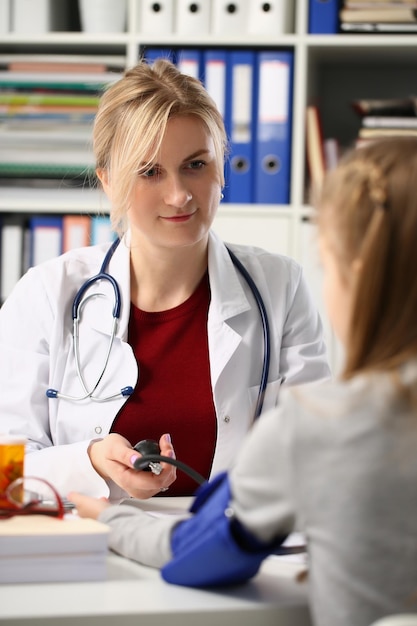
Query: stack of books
[
  {"left": 352, "top": 96, "right": 417, "bottom": 145},
  {"left": 0, "top": 514, "right": 110, "bottom": 583},
  {"left": 0, "top": 54, "right": 123, "bottom": 183},
  {"left": 340, "top": 0, "right": 417, "bottom": 32}
]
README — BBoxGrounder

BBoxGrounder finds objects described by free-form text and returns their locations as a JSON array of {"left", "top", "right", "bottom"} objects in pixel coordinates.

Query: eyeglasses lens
[{"left": 1, "top": 477, "right": 64, "bottom": 518}]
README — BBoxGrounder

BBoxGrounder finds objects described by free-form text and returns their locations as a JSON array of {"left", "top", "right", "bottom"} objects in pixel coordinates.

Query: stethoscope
[{"left": 46, "top": 239, "right": 271, "bottom": 419}]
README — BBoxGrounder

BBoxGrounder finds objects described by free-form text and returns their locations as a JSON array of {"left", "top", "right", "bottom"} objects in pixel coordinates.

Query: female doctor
[{"left": 0, "top": 59, "right": 329, "bottom": 502}]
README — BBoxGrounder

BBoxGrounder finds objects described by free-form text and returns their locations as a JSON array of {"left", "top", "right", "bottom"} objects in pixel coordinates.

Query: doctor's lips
[{"left": 160, "top": 211, "right": 197, "bottom": 223}]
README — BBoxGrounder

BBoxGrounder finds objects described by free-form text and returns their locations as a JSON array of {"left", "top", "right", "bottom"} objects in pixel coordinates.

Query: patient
[{"left": 71, "top": 136, "right": 417, "bottom": 626}]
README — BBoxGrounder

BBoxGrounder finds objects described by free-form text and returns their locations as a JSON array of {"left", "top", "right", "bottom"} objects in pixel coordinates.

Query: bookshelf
[{"left": 2, "top": 0, "right": 417, "bottom": 373}]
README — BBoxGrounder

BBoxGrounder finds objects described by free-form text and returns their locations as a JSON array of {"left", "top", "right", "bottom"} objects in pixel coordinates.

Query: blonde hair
[
  {"left": 315, "top": 137, "right": 417, "bottom": 379},
  {"left": 93, "top": 58, "right": 228, "bottom": 235}
]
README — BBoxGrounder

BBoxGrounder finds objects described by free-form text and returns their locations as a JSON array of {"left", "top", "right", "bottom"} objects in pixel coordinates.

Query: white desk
[{"left": 0, "top": 497, "right": 312, "bottom": 626}]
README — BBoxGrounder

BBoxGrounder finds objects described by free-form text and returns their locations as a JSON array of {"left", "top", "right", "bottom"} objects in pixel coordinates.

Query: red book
[{"left": 306, "top": 105, "right": 326, "bottom": 193}]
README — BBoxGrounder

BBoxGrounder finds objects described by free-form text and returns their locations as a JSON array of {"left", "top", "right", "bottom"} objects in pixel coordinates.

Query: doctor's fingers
[
  {"left": 159, "top": 433, "right": 176, "bottom": 459},
  {"left": 120, "top": 463, "right": 177, "bottom": 499},
  {"left": 88, "top": 433, "right": 134, "bottom": 479}
]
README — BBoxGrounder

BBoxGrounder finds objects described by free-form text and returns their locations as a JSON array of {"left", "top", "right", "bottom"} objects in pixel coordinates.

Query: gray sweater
[{"left": 100, "top": 360, "right": 417, "bottom": 626}]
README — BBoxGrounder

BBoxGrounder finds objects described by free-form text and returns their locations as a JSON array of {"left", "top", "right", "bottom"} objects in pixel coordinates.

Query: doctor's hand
[{"left": 88, "top": 432, "right": 177, "bottom": 499}]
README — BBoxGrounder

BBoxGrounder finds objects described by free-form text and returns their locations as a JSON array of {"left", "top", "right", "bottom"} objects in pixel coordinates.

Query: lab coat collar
[
  {"left": 88, "top": 230, "right": 250, "bottom": 339},
  {"left": 206, "top": 231, "right": 252, "bottom": 389},
  {"left": 207, "top": 230, "right": 251, "bottom": 322}
]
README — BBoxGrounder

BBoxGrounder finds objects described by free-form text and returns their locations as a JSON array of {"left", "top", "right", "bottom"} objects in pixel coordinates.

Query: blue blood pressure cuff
[{"left": 161, "top": 472, "right": 285, "bottom": 587}]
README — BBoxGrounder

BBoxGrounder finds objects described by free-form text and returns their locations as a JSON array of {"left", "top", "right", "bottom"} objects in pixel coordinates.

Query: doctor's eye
[
  {"left": 141, "top": 165, "right": 161, "bottom": 178},
  {"left": 186, "top": 160, "right": 206, "bottom": 171},
  {"left": 143, "top": 168, "right": 157, "bottom": 178}
]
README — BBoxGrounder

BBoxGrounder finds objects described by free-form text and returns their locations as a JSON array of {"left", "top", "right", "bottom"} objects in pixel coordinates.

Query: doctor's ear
[{"left": 96, "top": 168, "right": 111, "bottom": 194}]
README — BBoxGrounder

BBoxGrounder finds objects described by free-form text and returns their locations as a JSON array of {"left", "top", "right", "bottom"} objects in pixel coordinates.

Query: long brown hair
[{"left": 316, "top": 137, "right": 417, "bottom": 379}]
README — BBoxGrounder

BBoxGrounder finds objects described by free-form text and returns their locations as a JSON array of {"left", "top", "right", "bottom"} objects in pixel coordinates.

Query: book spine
[{"left": 0, "top": 93, "right": 99, "bottom": 106}]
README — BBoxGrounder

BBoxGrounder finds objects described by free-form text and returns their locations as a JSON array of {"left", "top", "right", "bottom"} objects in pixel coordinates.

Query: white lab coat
[{"left": 0, "top": 230, "right": 329, "bottom": 500}]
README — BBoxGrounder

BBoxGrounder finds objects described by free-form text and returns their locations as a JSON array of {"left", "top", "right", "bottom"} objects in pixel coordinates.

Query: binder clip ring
[
  {"left": 262, "top": 154, "right": 281, "bottom": 175},
  {"left": 231, "top": 155, "right": 250, "bottom": 174}
]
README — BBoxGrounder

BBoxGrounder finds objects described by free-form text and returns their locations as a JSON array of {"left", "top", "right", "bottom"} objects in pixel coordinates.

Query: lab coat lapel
[{"left": 207, "top": 231, "right": 251, "bottom": 387}]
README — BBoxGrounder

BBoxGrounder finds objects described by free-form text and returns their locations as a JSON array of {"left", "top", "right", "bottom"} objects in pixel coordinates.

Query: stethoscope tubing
[
  {"left": 225, "top": 247, "right": 271, "bottom": 419},
  {"left": 72, "top": 238, "right": 122, "bottom": 321}
]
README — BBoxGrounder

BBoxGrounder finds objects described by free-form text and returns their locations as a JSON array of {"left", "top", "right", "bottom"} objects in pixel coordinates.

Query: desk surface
[{"left": 0, "top": 497, "right": 312, "bottom": 626}]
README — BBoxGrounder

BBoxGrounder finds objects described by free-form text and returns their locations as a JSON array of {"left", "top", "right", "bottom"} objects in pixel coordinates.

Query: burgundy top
[{"left": 111, "top": 274, "right": 217, "bottom": 495}]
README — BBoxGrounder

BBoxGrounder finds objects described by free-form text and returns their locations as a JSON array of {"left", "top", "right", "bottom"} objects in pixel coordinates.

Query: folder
[
  {"left": 227, "top": 50, "right": 256, "bottom": 204},
  {"left": 202, "top": 49, "right": 230, "bottom": 201},
  {"left": 175, "top": 0, "right": 210, "bottom": 35},
  {"left": 211, "top": 0, "right": 250, "bottom": 35},
  {"left": 247, "top": 0, "right": 294, "bottom": 35},
  {"left": 29, "top": 216, "right": 63, "bottom": 267},
  {"left": 62, "top": 215, "right": 91, "bottom": 252},
  {"left": 11, "top": 0, "right": 69, "bottom": 33},
  {"left": 143, "top": 47, "right": 176, "bottom": 65},
  {"left": 253, "top": 50, "right": 294, "bottom": 205},
  {"left": 0, "top": 0, "right": 10, "bottom": 34},
  {"left": 90, "top": 215, "right": 115, "bottom": 245},
  {"left": 78, "top": 0, "right": 127, "bottom": 33},
  {"left": 308, "top": 0, "right": 339, "bottom": 34},
  {"left": 139, "top": 0, "right": 174, "bottom": 35},
  {"left": 0, "top": 215, "right": 24, "bottom": 303},
  {"left": 176, "top": 49, "right": 203, "bottom": 81}
]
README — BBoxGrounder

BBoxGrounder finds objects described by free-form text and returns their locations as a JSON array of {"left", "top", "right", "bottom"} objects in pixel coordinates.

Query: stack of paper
[
  {"left": 0, "top": 515, "right": 109, "bottom": 583},
  {"left": 352, "top": 97, "right": 417, "bottom": 147},
  {"left": 340, "top": 0, "right": 417, "bottom": 32}
]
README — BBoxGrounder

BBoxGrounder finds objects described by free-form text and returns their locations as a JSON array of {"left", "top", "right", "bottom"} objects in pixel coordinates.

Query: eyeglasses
[{"left": 0, "top": 476, "right": 65, "bottom": 519}]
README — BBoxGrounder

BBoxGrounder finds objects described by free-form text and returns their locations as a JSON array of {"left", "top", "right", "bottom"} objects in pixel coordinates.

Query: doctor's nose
[{"left": 163, "top": 177, "right": 192, "bottom": 208}]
